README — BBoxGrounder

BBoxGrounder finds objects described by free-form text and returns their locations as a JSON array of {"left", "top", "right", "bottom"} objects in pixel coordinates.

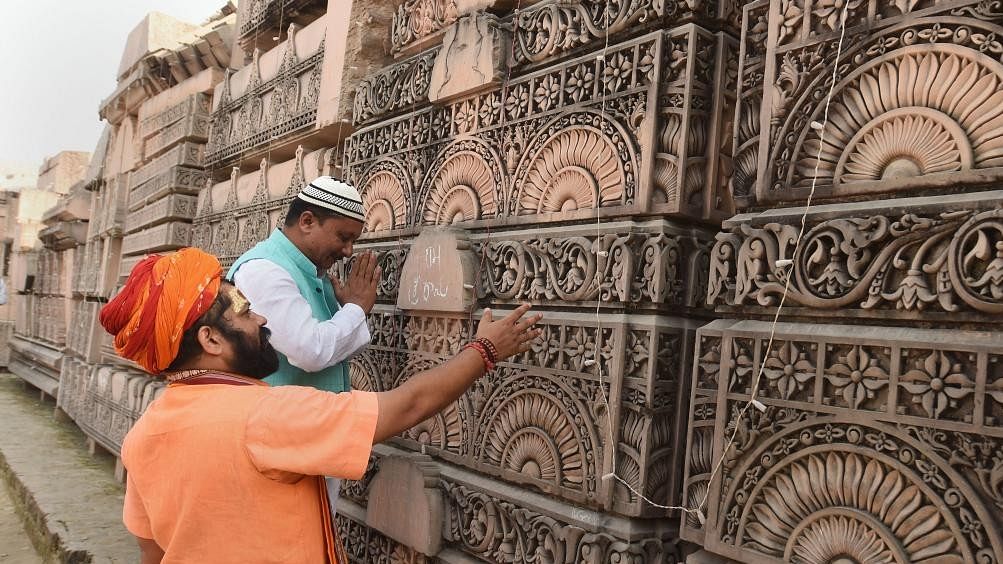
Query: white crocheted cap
[{"left": 297, "top": 176, "right": 365, "bottom": 222}]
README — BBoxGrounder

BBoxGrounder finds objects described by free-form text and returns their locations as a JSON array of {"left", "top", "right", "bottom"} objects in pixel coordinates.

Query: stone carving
[
  {"left": 708, "top": 199, "right": 1003, "bottom": 319},
  {"left": 735, "top": 0, "right": 1003, "bottom": 204},
  {"left": 337, "top": 513, "right": 432, "bottom": 564},
  {"left": 478, "top": 227, "right": 698, "bottom": 306},
  {"left": 347, "top": 29, "right": 732, "bottom": 222},
  {"left": 513, "top": 115, "right": 630, "bottom": 214},
  {"left": 427, "top": 14, "right": 506, "bottom": 104},
  {"left": 391, "top": 0, "right": 457, "bottom": 56},
  {"left": 207, "top": 23, "right": 324, "bottom": 169},
  {"left": 353, "top": 49, "right": 437, "bottom": 126},
  {"left": 681, "top": 320, "right": 1003, "bottom": 563},
  {"left": 441, "top": 480, "right": 681, "bottom": 563}
]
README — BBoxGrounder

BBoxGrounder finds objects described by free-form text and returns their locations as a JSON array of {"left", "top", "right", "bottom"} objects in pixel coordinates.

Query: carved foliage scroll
[{"left": 708, "top": 204, "right": 1003, "bottom": 319}]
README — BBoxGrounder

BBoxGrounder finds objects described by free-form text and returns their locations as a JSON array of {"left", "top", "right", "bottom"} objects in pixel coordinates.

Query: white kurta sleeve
[{"left": 232, "top": 259, "right": 371, "bottom": 373}]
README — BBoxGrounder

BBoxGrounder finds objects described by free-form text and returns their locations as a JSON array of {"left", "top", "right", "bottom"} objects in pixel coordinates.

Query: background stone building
[
  {"left": 9, "top": 151, "right": 89, "bottom": 396},
  {"left": 13, "top": 0, "right": 1003, "bottom": 562}
]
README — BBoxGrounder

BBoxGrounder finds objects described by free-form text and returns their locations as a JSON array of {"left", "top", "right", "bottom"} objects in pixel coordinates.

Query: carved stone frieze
[
  {"left": 734, "top": 0, "right": 1003, "bottom": 205},
  {"left": 237, "top": 0, "right": 326, "bottom": 50},
  {"left": 707, "top": 193, "right": 1003, "bottom": 322},
  {"left": 440, "top": 478, "right": 681, "bottom": 563},
  {"left": 681, "top": 319, "right": 1003, "bottom": 563},
  {"left": 138, "top": 93, "right": 212, "bottom": 141},
  {"left": 57, "top": 361, "right": 165, "bottom": 456},
  {"left": 350, "top": 306, "right": 697, "bottom": 517},
  {"left": 353, "top": 48, "right": 438, "bottom": 126},
  {"left": 192, "top": 146, "right": 330, "bottom": 266},
  {"left": 509, "top": 0, "right": 738, "bottom": 68},
  {"left": 390, "top": 0, "right": 457, "bottom": 56},
  {"left": 337, "top": 510, "right": 432, "bottom": 564},
  {"left": 124, "top": 194, "right": 199, "bottom": 234},
  {"left": 120, "top": 222, "right": 192, "bottom": 257},
  {"left": 347, "top": 27, "right": 734, "bottom": 225},
  {"left": 206, "top": 22, "right": 325, "bottom": 169}
]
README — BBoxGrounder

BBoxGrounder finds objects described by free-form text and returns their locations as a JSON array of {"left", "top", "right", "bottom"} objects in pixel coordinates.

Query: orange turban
[{"left": 99, "top": 248, "right": 222, "bottom": 374}]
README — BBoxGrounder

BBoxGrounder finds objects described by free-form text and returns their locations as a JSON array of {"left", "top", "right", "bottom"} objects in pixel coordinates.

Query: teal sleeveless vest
[{"left": 227, "top": 229, "right": 350, "bottom": 392}]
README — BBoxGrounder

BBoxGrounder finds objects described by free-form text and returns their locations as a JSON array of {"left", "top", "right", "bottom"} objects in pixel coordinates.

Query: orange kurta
[{"left": 121, "top": 383, "right": 379, "bottom": 563}]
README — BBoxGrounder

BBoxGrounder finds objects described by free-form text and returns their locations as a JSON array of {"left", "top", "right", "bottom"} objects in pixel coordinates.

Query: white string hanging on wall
[{"left": 585, "top": 0, "right": 854, "bottom": 521}]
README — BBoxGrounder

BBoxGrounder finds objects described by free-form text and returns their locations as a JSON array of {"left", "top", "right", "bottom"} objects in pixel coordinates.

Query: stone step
[{"left": 0, "top": 373, "right": 137, "bottom": 563}]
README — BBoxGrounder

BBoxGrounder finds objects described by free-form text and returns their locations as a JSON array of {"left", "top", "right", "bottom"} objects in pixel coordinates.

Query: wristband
[
  {"left": 463, "top": 341, "right": 496, "bottom": 371},
  {"left": 473, "top": 337, "right": 499, "bottom": 364}
]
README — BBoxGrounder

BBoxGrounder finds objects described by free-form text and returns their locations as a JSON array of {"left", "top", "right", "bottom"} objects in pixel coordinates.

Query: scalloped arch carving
[
  {"left": 360, "top": 162, "right": 411, "bottom": 232},
  {"left": 515, "top": 118, "right": 629, "bottom": 215},
  {"left": 742, "top": 451, "right": 961, "bottom": 563},
  {"left": 478, "top": 389, "right": 588, "bottom": 492},
  {"left": 422, "top": 151, "right": 497, "bottom": 225},
  {"left": 395, "top": 357, "right": 466, "bottom": 455},
  {"left": 720, "top": 419, "right": 1003, "bottom": 564},
  {"left": 795, "top": 47, "right": 1003, "bottom": 189}
]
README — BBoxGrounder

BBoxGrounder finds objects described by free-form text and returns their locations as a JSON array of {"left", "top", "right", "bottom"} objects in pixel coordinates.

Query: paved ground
[
  {"left": 0, "top": 373, "right": 137, "bottom": 563},
  {"left": 0, "top": 482, "right": 42, "bottom": 563}
]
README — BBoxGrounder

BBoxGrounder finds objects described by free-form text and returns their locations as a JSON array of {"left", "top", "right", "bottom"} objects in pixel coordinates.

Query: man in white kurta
[{"left": 227, "top": 176, "right": 380, "bottom": 519}]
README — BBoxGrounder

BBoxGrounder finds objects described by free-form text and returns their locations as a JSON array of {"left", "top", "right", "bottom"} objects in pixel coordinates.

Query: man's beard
[{"left": 222, "top": 324, "right": 280, "bottom": 379}]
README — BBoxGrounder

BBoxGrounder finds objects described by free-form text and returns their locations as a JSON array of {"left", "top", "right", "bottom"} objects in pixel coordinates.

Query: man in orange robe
[{"left": 100, "top": 247, "right": 540, "bottom": 563}]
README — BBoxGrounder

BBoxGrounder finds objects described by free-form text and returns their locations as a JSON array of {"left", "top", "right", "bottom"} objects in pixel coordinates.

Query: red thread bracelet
[{"left": 463, "top": 341, "right": 495, "bottom": 371}]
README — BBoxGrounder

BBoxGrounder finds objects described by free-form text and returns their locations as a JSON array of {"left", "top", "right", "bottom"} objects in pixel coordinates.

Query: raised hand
[
  {"left": 474, "top": 303, "right": 542, "bottom": 360},
  {"left": 332, "top": 251, "right": 380, "bottom": 313}
]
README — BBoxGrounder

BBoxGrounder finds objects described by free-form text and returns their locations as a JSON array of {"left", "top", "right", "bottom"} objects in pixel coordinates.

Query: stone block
[
  {"left": 365, "top": 454, "right": 443, "bottom": 556},
  {"left": 427, "top": 14, "right": 506, "bottom": 104},
  {"left": 681, "top": 319, "right": 1003, "bottom": 562},
  {"left": 124, "top": 194, "right": 199, "bottom": 234},
  {"left": 121, "top": 221, "right": 192, "bottom": 257},
  {"left": 396, "top": 228, "right": 476, "bottom": 313}
]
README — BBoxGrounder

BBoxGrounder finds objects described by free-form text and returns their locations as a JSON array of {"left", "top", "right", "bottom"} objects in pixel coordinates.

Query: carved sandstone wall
[
  {"left": 329, "top": 0, "right": 743, "bottom": 560},
  {"left": 680, "top": 1, "right": 1003, "bottom": 562}
]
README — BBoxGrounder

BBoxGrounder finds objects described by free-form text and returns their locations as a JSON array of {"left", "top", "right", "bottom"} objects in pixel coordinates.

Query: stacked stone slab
[
  {"left": 8, "top": 151, "right": 89, "bottom": 397},
  {"left": 322, "top": 0, "right": 745, "bottom": 560},
  {"left": 53, "top": 11, "right": 236, "bottom": 459},
  {"left": 680, "top": 1, "right": 1003, "bottom": 562}
]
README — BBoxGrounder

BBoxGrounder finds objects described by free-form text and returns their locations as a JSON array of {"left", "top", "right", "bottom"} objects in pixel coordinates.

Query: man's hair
[
  {"left": 165, "top": 288, "right": 233, "bottom": 371},
  {"left": 284, "top": 197, "right": 339, "bottom": 227}
]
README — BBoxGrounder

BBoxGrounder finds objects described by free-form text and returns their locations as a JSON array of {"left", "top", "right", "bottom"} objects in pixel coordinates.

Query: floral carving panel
[
  {"left": 352, "top": 307, "right": 697, "bottom": 517},
  {"left": 346, "top": 27, "right": 735, "bottom": 226},
  {"left": 734, "top": 0, "right": 1003, "bottom": 205},
  {"left": 680, "top": 319, "right": 1003, "bottom": 563},
  {"left": 707, "top": 194, "right": 1003, "bottom": 322}
]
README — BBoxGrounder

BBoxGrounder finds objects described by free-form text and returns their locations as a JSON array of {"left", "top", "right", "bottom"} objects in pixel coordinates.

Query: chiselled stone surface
[
  {"left": 396, "top": 228, "right": 476, "bottom": 313},
  {"left": 681, "top": 319, "right": 1003, "bottom": 563},
  {"left": 206, "top": 19, "right": 326, "bottom": 169},
  {"left": 682, "top": 1, "right": 1003, "bottom": 562},
  {"left": 427, "top": 13, "right": 506, "bottom": 104},
  {"left": 365, "top": 454, "right": 443, "bottom": 555},
  {"left": 730, "top": 0, "right": 1003, "bottom": 207}
]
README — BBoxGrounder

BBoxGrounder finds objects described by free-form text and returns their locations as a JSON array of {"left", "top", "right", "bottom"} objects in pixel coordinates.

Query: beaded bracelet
[
  {"left": 473, "top": 337, "right": 499, "bottom": 364},
  {"left": 462, "top": 340, "right": 496, "bottom": 371}
]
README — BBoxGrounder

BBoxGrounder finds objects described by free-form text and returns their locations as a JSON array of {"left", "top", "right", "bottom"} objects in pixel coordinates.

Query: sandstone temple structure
[{"left": 11, "top": 0, "right": 1003, "bottom": 562}]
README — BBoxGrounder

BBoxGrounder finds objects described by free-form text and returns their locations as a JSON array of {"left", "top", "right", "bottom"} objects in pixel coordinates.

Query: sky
[{"left": 0, "top": 1, "right": 226, "bottom": 169}]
